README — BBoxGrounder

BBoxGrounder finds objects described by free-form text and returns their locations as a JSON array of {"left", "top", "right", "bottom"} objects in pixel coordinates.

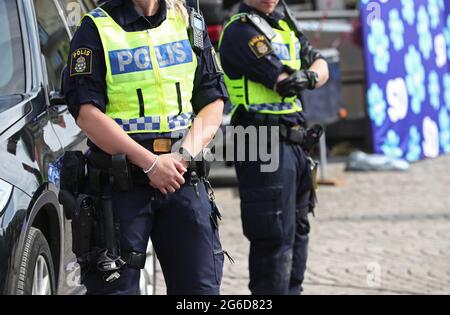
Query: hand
[
  {"left": 172, "top": 151, "right": 190, "bottom": 169},
  {"left": 276, "top": 69, "right": 319, "bottom": 98},
  {"left": 146, "top": 154, "right": 187, "bottom": 194}
]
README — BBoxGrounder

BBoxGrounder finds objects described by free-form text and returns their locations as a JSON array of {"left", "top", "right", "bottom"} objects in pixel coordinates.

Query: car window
[
  {"left": 58, "top": 0, "right": 88, "bottom": 35},
  {"left": 34, "top": 0, "right": 71, "bottom": 92},
  {"left": 0, "top": 0, "right": 25, "bottom": 96}
]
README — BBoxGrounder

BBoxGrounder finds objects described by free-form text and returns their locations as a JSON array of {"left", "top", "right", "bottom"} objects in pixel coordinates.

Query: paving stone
[{"left": 155, "top": 155, "right": 450, "bottom": 295}]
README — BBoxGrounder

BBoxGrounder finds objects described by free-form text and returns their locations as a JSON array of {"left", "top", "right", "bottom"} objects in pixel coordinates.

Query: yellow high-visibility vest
[
  {"left": 219, "top": 13, "right": 302, "bottom": 115},
  {"left": 84, "top": 7, "right": 198, "bottom": 133}
]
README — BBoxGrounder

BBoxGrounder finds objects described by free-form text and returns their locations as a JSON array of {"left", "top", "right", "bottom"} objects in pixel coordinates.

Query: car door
[
  {"left": 33, "top": 0, "right": 87, "bottom": 155},
  {"left": 0, "top": 0, "right": 73, "bottom": 295},
  {"left": 31, "top": 0, "right": 88, "bottom": 294},
  {"left": 0, "top": 0, "right": 64, "bottom": 196}
]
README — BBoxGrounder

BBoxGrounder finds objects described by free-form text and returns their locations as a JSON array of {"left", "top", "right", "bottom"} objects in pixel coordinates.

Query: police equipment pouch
[
  {"left": 59, "top": 151, "right": 86, "bottom": 221},
  {"left": 122, "top": 251, "right": 147, "bottom": 270},
  {"left": 280, "top": 124, "right": 306, "bottom": 145},
  {"left": 301, "top": 125, "right": 323, "bottom": 213},
  {"left": 111, "top": 154, "right": 133, "bottom": 192},
  {"left": 302, "top": 124, "right": 324, "bottom": 154},
  {"left": 60, "top": 151, "right": 86, "bottom": 197},
  {"left": 187, "top": 0, "right": 205, "bottom": 53},
  {"left": 280, "top": 123, "right": 323, "bottom": 152},
  {"left": 198, "top": 147, "right": 213, "bottom": 178}
]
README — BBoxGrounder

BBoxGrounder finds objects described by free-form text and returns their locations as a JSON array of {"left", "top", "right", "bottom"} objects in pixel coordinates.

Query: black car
[{"left": 0, "top": 0, "right": 155, "bottom": 295}]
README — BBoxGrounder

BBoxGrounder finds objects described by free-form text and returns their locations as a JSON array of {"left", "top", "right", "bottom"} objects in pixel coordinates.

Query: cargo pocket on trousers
[
  {"left": 210, "top": 202, "right": 224, "bottom": 285},
  {"left": 240, "top": 186, "right": 283, "bottom": 241},
  {"left": 212, "top": 228, "right": 224, "bottom": 285}
]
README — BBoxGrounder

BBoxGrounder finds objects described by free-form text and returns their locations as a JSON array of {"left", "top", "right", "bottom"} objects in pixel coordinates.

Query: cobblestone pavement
[{"left": 156, "top": 155, "right": 450, "bottom": 295}]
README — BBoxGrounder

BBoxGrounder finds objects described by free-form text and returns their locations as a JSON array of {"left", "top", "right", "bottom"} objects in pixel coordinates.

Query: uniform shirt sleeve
[
  {"left": 64, "top": 17, "right": 108, "bottom": 121},
  {"left": 298, "top": 32, "right": 325, "bottom": 70},
  {"left": 191, "top": 30, "right": 229, "bottom": 114},
  {"left": 219, "top": 21, "right": 284, "bottom": 90}
]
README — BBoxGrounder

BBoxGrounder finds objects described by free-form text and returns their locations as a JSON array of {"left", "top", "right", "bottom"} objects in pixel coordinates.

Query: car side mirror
[
  {"left": 49, "top": 66, "right": 67, "bottom": 106},
  {"left": 49, "top": 90, "right": 66, "bottom": 106}
]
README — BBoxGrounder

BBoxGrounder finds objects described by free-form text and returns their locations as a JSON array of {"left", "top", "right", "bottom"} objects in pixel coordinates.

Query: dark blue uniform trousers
[
  {"left": 84, "top": 179, "right": 224, "bottom": 295},
  {"left": 235, "top": 140, "right": 312, "bottom": 295}
]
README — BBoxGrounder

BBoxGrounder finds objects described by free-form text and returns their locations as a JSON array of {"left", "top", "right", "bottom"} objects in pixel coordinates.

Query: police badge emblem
[
  {"left": 70, "top": 48, "right": 93, "bottom": 76},
  {"left": 75, "top": 56, "right": 87, "bottom": 73},
  {"left": 248, "top": 35, "right": 273, "bottom": 58},
  {"left": 255, "top": 41, "right": 269, "bottom": 55}
]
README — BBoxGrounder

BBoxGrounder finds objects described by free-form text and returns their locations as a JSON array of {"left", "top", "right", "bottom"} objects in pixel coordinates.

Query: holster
[
  {"left": 71, "top": 195, "right": 94, "bottom": 259},
  {"left": 59, "top": 150, "right": 148, "bottom": 282},
  {"left": 87, "top": 154, "right": 147, "bottom": 274},
  {"left": 59, "top": 152, "right": 94, "bottom": 259}
]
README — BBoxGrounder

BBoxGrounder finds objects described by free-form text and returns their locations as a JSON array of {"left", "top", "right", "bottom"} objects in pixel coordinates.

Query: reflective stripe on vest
[
  {"left": 85, "top": 7, "right": 197, "bottom": 133},
  {"left": 246, "top": 102, "right": 295, "bottom": 112},
  {"left": 114, "top": 112, "right": 193, "bottom": 132},
  {"left": 219, "top": 14, "right": 302, "bottom": 116}
]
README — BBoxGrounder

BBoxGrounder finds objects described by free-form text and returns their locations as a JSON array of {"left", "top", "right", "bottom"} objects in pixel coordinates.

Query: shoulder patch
[
  {"left": 248, "top": 35, "right": 273, "bottom": 59},
  {"left": 70, "top": 48, "right": 93, "bottom": 77}
]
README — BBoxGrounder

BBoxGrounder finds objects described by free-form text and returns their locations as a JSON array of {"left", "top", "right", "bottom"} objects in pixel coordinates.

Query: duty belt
[
  {"left": 87, "top": 137, "right": 178, "bottom": 185},
  {"left": 232, "top": 108, "right": 307, "bottom": 145},
  {"left": 87, "top": 138, "right": 209, "bottom": 188},
  {"left": 279, "top": 124, "right": 306, "bottom": 145}
]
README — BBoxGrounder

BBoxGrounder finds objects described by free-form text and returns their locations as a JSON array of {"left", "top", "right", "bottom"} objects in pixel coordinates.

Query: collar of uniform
[
  {"left": 238, "top": 2, "right": 285, "bottom": 27},
  {"left": 104, "top": 0, "right": 167, "bottom": 28}
]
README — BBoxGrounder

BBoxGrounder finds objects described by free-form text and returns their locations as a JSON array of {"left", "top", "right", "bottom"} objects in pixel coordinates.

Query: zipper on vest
[
  {"left": 137, "top": 88, "right": 145, "bottom": 117},
  {"left": 147, "top": 29, "right": 168, "bottom": 131},
  {"left": 176, "top": 82, "right": 182, "bottom": 115}
]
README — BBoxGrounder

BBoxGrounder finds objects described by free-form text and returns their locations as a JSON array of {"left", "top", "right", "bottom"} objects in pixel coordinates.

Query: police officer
[
  {"left": 64, "top": 0, "right": 228, "bottom": 295},
  {"left": 219, "top": 0, "right": 329, "bottom": 295}
]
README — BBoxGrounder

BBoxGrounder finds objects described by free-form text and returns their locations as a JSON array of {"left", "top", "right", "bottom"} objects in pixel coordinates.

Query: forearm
[
  {"left": 309, "top": 58, "right": 329, "bottom": 88},
  {"left": 76, "top": 104, "right": 156, "bottom": 169},
  {"left": 275, "top": 72, "right": 290, "bottom": 90},
  {"left": 181, "top": 99, "right": 224, "bottom": 158}
]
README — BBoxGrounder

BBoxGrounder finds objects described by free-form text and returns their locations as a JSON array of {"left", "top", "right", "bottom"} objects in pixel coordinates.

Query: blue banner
[{"left": 360, "top": 0, "right": 450, "bottom": 161}]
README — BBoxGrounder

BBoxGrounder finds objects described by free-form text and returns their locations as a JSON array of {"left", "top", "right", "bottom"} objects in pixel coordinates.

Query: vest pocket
[{"left": 176, "top": 82, "right": 182, "bottom": 115}]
